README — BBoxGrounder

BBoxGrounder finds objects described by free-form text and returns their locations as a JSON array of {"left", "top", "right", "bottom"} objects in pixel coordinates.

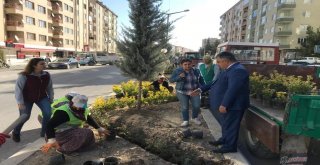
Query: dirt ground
[{"left": 20, "top": 102, "right": 231, "bottom": 165}]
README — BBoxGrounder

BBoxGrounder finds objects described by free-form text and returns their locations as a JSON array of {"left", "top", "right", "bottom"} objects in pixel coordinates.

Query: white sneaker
[
  {"left": 192, "top": 118, "right": 201, "bottom": 125},
  {"left": 180, "top": 121, "right": 189, "bottom": 127}
]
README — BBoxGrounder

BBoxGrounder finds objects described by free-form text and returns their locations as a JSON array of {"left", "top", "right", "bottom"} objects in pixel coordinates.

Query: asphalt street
[{"left": 0, "top": 65, "right": 129, "bottom": 162}]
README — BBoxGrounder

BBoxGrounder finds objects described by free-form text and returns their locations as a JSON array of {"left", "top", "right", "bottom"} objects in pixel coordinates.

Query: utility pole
[{"left": 166, "top": 9, "right": 190, "bottom": 40}]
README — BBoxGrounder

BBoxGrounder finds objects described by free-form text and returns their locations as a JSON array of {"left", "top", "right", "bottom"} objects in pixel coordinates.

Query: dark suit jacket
[{"left": 201, "top": 62, "right": 250, "bottom": 112}]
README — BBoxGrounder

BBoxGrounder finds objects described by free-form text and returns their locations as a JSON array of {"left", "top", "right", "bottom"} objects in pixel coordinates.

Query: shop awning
[{"left": 20, "top": 48, "right": 55, "bottom": 52}]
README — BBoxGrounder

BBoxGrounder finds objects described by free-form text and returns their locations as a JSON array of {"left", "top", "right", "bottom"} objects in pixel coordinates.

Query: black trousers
[{"left": 201, "top": 92, "right": 210, "bottom": 108}]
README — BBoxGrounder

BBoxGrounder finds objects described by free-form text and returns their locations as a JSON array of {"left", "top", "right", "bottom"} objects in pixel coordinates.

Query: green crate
[{"left": 283, "top": 95, "right": 320, "bottom": 139}]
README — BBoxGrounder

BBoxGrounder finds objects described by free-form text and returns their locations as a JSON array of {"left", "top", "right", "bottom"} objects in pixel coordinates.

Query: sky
[{"left": 103, "top": 0, "right": 239, "bottom": 51}]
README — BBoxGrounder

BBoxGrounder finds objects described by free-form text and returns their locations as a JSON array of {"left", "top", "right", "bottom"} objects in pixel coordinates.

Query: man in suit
[{"left": 191, "top": 51, "right": 249, "bottom": 153}]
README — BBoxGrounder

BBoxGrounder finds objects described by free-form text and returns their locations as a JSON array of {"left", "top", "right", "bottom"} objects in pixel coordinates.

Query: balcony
[
  {"left": 279, "top": 44, "right": 290, "bottom": 49},
  {"left": 276, "top": 17, "right": 294, "bottom": 23},
  {"left": 53, "top": 30, "right": 63, "bottom": 38},
  {"left": 7, "top": 31, "right": 24, "bottom": 43},
  {"left": 275, "top": 30, "right": 292, "bottom": 36},
  {"left": 4, "top": 3, "right": 23, "bottom": 15},
  {"left": 52, "top": 38, "right": 63, "bottom": 47},
  {"left": 277, "top": 2, "right": 296, "bottom": 10},
  {"left": 53, "top": 42, "right": 63, "bottom": 47},
  {"left": 52, "top": 17, "right": 63, "bottom": 25},
  {"left": 6, "top": 20, "right": 24, "bottom": 31},
  {"left": 52, "top": 5, "right": 62, "bottom": 14},
  {"left": 262, "top": 0, "right": 267, "bottom": 5}
]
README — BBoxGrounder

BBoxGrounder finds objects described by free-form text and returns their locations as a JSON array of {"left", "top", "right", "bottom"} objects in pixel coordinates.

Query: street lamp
[{"left": 166, "top": 9, "right": 190, "bottom": 39}]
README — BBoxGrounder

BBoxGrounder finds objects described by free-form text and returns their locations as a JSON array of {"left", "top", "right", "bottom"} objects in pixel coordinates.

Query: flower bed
[{"left": 250, "top": 71, "right": 316, "bottom": 109}]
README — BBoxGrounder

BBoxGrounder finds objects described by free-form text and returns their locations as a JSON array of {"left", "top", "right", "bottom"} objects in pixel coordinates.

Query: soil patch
[{"left": 20, "top": 102, "right": 232, "bottom": 165}]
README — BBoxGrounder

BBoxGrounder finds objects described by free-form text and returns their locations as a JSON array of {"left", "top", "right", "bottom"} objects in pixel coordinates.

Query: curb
[
  {"left": 0, "top": 138, "right": 45, "bottom": 165},
  {"left": 201, "top": 108, "right": 250, "bottom": 165}
]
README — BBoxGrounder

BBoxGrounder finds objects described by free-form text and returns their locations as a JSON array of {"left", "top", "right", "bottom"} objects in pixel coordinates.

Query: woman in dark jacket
[{"left": 12, "top": 58, "right": 54, "bottom": 142}]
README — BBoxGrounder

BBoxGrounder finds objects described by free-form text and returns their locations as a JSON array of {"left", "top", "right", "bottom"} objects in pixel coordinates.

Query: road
[{"left": 0, "top": 65, "right": 129, "bottom": 162}]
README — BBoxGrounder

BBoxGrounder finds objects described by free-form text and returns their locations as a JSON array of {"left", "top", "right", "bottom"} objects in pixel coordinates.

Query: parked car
[
  {"left": 77, "top": 52, "right": 113, "bottom": 66},
  {"left": 291, "top": 57, "right": 320, "bottom": 64},
  {"left": 47, "top": 58, "right": 80, "bottom": 69}
]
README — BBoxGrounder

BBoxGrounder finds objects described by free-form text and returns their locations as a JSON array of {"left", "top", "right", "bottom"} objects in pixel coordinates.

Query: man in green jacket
[{"left": 198, "top": 55, "right": 220, "bottom": 108}]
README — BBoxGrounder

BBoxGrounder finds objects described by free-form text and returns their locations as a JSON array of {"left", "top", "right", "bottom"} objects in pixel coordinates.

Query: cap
[
  {"left": 66, "top": 92, "right": 79, "bottom": 98},
  {"left": 72, "top": 95, "right": 88, "bottom": 109}
]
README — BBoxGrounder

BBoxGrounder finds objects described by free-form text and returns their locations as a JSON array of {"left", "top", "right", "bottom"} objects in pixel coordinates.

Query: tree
[
  {"left": 199, "top": 39, "right": 220, "bottom": 56},
  {"left": 116, "top": 0, "right": 171, "bottom": 109},
  {"left": 299, "top": 26, "right": 320, "bottom": 56}
]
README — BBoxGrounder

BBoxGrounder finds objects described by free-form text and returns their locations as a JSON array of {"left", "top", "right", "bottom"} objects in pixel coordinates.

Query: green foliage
[
  {"left": 298, "top": 26, "right": 320, "bottom": 56},
  {"left": 92, "top": 80, "right": 177, "bottom": 112},
  {"left": 116, "top": 0, "right": 171, "bottom": 81},
  {"left": 199, "top": 39, "right": 220, "bottom": 56},
  {"left": 116, "top": 0, "right": 173, "bottom": 109},
  {"left": 249, "top": 71, "right": 315, "bottom": 107}
]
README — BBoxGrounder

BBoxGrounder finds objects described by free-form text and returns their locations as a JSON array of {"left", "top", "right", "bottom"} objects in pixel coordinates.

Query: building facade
[
  {"left": 201, "top": 38, "right": 220, "bottom": 48},
  {"left": 219, "top": 0, "right": 319, "bottom": 57},
  {"left": 0, "top": 0, "right": 117, "bottom": 65}
]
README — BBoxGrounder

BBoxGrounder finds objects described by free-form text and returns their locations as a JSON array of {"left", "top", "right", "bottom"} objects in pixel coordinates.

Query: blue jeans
[
  {"left": 176, "top": 92, "right": 201, "bottom": 121},
  {"left": 13, "top": 97, "right": 52, "bottom": 136}
]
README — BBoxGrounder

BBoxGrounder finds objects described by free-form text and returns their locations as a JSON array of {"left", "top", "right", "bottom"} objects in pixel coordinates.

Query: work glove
[
  {"left": 0, "top": 133, "right": 10, "bottom": 146},
  {"left": 41, "top": 138, "right": 60, "bottom": 153},
  {"left": 97, "top": 127, "right": 110, "bottom": 137}
]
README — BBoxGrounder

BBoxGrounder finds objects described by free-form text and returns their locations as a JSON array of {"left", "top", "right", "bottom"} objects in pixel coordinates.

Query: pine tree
[
  {"left": 116, "top": 0, "right": 171, "bottom": 109},
  {"left": 299, "top": 26, "right": 320, "bottom": 56}
]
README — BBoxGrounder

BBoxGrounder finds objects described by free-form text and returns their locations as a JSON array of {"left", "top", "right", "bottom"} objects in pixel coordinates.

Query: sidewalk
[
  {"left": 0, "top": 65, "right": 24, "bottom": 72},
  {"left": 1, "top": 108, "right": 250, "bottom": 165}
]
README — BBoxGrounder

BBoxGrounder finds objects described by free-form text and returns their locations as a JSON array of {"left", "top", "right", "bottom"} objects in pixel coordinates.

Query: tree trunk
[{"left": 137, "top": 80, "right": 142, "bottom": 110}]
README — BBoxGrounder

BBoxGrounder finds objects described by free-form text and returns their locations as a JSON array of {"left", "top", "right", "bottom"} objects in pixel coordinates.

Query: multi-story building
[
  {"left": 171, "top": 45, "right": 194, "bottom": 56},
  {"left": 0, "top": 0, "right": 117, "bottom": 65},
  {"left": 201, "top": 38, "right": 220, "bottom": 48},
  {"left": 219, "top": 0, "right": 319, "bottom": 57}
]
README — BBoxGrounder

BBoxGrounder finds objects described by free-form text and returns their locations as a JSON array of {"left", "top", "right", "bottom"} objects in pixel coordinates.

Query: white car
[{"left": 292, "top": 57, "right": 320, "bottom": 64}]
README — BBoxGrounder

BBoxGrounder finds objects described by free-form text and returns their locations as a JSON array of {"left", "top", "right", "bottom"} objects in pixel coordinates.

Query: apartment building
[
  {"left": 0, "top": 0, "right": 117, "bottom": 65},
  {"left": 219, "top": 0, "right": 319, "bottom": 57},
  {"left": 201, "top": 38, "right": 220, "bottom": 48},
  {"left": 171, "top": 45, "right": 194, "bottom": 56}
]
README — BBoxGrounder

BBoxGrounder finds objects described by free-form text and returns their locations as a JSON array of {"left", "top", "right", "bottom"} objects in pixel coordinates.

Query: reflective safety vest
[
  {"left": 51, "top": 96, "right": 70, "bottom": 109},
  {"left": 52, "top": 104, "right": 90, "bottom": 132}
]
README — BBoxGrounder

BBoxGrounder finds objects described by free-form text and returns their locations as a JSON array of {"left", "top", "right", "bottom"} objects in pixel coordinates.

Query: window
[
  {"left": 39, "top": 20, "right": 46, "bottom": 28},
  {"left": 64, "top": 3, "right": 68, "bottom": 10},
  {"left": 70, "top": 40, "right": 74, "bottom": 45},
  {"left": 65, "top": 16, "right": 69, "bottom": 22},
  {"left": 38, "top": 5, "right": 46, "bottom": 14},
  {"left": 303, "top": 11, "right": 311, "bottom": 18},
  {"left": 261, "top": 16, "right": 266, "bottom": 24},
  {"left": 70, "top": 18, "right": 73, "bottom": 24},
  {"left": 26, "top": 16, "right": 35, "bottom": 25},
  {"left": 27, "top": 32, "right": 36, "bottom": 40},
  {"left": 271, "top": 27, "right": 274, "bottom": 32},
  {"left": 304, "top": 0, "right": 312, "bottom": 3},
  {"left": 69, "top": 7, "right": 73, "bottom": 12},
  {"left": 25, "top": 0, "right": 34, "bottom": 10},
  {"left": 299, "top": 24, "right": 308, "bottom": 32},
  {"left": 39, "top": 35, "right": 47, "bottom": 41},
  {"left": 265, "top": 28, "right": 268, "bottom": 34},
  {"left": 65, "top": 39, "right": 69, "bottom": 45},
  {"left": 272, "top": 14, "right": 276, "bottom": 20}
]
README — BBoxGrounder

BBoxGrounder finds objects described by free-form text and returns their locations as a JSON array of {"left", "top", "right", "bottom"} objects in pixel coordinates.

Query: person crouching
[{"left": 41, "top": 95, "right": 108, "bottom": 154}]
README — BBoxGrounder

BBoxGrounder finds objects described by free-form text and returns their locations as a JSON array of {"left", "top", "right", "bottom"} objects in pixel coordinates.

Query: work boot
[{"left": 12, "top": 133, "right": 20, "bottom": 142}]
